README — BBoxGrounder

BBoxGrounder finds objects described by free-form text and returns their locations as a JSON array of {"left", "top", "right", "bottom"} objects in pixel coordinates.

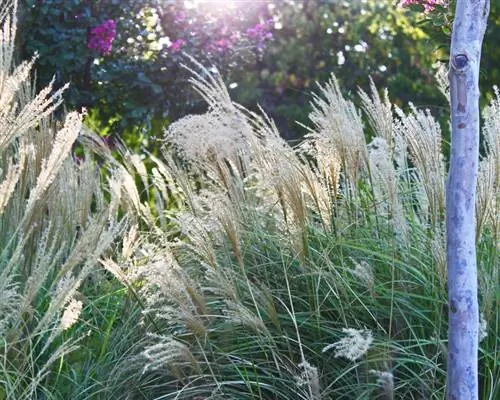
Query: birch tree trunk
[{"left": 447, "top": 1, "right": 490, "bottom": 399}]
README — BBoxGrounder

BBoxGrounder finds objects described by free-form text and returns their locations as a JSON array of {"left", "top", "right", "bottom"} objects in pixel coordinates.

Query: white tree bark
[{"left": 447, "top": 1, "right": 490, "bottom": 399}]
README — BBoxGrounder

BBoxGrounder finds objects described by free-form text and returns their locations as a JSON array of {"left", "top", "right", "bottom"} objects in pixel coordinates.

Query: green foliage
[
  {"left": 229, "top": 0, "right": 449, "bottom": 139},
  {"left": 43, "top": 283, "right": 148, "bottom": 400}
]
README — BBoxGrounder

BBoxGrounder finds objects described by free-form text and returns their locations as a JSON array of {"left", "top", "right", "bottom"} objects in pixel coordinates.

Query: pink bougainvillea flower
[
  {"left": 170, "top": 39, "right": 186, "bottom": 52},
  {"left": 88, "top": 19, "right": 117, "bottom": 55},
  {"left": 246, "top": 20, "right": 273, "bottom": 50},
  {"left": 174, "top": 11, "right": 186, "bottom": 23},
  {"left": 399, "top": 0, "right": 447, "bottom": 13},
  {"left": 214, "top": 38, "right": 231, "bottom": 51}
]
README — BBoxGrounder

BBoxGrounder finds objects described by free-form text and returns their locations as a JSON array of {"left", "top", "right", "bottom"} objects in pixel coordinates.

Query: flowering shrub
[
  {"left": 399, "top": 0, "right": 447, "bottom": 13},
  {"left": 211, "top": 38, "right": 233, "bottom": 53},
  {"left": 20, "top": 0, "right": 499, "bottom": 151},
  {"left": 87, "top": 19, "right": 117, "bottom": 55},
  {"left": 21, "top": 0, "right": 274, "bottom": 141},
  {"left": 169, "top": 39, "right": 186, "bottom": 53},
  {"left": 246, "top": 20, "right": 273, "bottom": 50}
]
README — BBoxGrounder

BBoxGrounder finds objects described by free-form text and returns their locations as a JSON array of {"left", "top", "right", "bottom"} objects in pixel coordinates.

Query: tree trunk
[{"left": 447, "top": 1, "right": 490, "bottom": 399}]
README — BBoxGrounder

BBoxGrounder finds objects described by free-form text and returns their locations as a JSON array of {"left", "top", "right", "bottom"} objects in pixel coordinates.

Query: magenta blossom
[
  {"left": 246, "top": 21, "right": 273, "bottom": 50},
  {"left": 170, "top": 39, "right": 186, "bottom": 53},
  {"left": 214, "top": 39, "right": 232, "bottom": 51},
  {"left": 174, "top": 11, "right": 186, "bottom": 23},
  {"left": 247, "top": 23, "right": 273, "bottom": 40},
  {"left": 399, "top": 0, "right": 447, "bottom": 13},
  {"left": 88, "top": 19, "right": 116, "bottom": 55}
]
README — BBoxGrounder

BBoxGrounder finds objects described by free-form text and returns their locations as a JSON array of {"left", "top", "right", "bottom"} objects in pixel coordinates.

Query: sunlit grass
[
  {"left": 0, "top": 1, "right": 497, "bottom": 399},
  {"left": 108, "top": 62, "right": 498, "bottom": 399}
]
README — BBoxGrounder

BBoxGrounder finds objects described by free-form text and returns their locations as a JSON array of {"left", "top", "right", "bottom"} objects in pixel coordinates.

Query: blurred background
[{"left": 18, "top": 0, "right": 500, "bottom": 149}]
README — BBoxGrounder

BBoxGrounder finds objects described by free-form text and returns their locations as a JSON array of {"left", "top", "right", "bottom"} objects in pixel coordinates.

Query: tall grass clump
[
  {"left": 111, "top": 60, "right": 499, "bottom": 399},
  {"left": 0, "top": 2, "right": 136, "bottom": 398}
]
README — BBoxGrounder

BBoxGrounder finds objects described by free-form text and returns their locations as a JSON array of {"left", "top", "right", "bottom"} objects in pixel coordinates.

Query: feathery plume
[
  {"left": 358, "top": 77, "right": 393, "bottom": 144},
  {"left": 394, "top": 104, "right": 445, "bottom": 227},
  {"left": 322, "top": 328, "right": 373, "bottom": 361},
  {"left": 60, "top": 297, "right": 83, "bottom": 331}
]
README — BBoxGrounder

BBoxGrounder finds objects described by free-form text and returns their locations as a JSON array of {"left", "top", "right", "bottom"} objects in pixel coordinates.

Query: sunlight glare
[{"left": 184, "top": 0, "right": 239, "bottom": 11}]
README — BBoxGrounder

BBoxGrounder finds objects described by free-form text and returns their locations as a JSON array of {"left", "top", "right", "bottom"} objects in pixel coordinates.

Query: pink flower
[
  {"left": 399, "top": 0, "right": 446, "bottom": 13},
  {"left": 246, "top": 21, "right": 273, "bottom": 52},
  {"left": 230, "top": 31, "right": 241, "bottom": 42},
  {"left": 88, "top": 19, "right": 117, "bottom": 55},
  {"left": 174, "top": 11, "right": 186, "bottom": 23},
  {"left": 214, "top": 39, "right": 231, "bottom": 51},
  {"left": 247, "top": 23, "right": 266, "bottom": 39},
  {"left": 170, "top": 39, "right": 186, "bottom": 52}
]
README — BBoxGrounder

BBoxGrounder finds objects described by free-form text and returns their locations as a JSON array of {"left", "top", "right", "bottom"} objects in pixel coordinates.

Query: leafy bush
[
  {"left": 19, "top": 0, "right": 271, "bottom": 142},
  {"left": 18, "top": 0, "right": 500, "bottom": 149}
]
